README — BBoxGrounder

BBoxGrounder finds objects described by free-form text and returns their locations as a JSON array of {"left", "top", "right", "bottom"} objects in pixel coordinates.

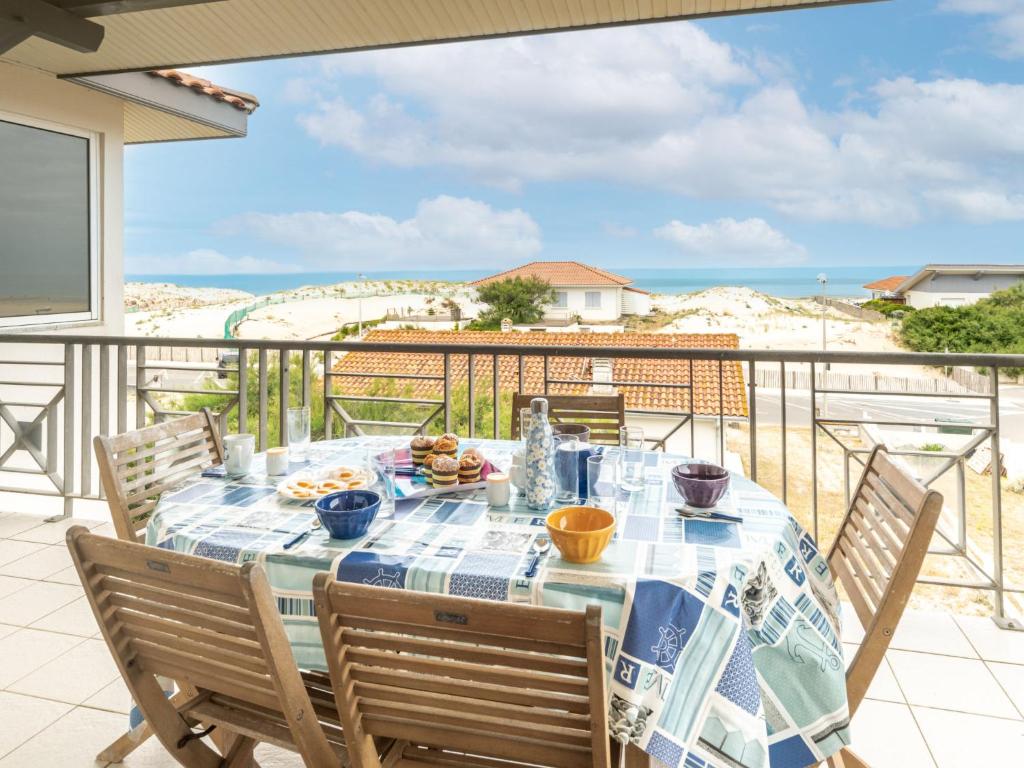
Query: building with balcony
[{"left": 865, "top": 265, "right": 1024, "bottom": 309}]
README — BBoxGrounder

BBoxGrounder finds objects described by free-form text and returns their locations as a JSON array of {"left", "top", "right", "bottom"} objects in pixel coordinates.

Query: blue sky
[{"left": 124, "top": 0, "right": 1024, "bottom": 275}]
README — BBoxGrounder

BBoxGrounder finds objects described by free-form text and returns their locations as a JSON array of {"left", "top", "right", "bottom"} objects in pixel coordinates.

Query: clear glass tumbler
[
  {"left": 519, "top": 407, "right": 532, "bottom": 442},
  {"left": 286, "top": 406, "right": 311, "bottom": 462},
  {"left": 553, "top": 434, "right": 580, "bottom": 504},
  {"left": 618, "top": 425, "right": 645, "bottom": 492},
  {"left": 367, "top": 441, "right": 397, "bottom": 519},
  {"left": 587, "top": 453, "right": 618, "bottom": 512}
]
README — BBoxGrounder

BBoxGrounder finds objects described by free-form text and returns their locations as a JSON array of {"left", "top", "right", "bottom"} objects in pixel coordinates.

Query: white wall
[
  {"left": 629, "top": 414, "right": 723, "bottom": 463},
  {"left": 546, "top": 287, "right": 621, "bottom": 321},
  {"left": 0, "top": 61, "right": 124, "bottom": 337},
  {"left": 621, "top": 290, "right": 651, "bottom": 316},
  {"left": 905, "top": 273, "right": 1024, "bottom": 309}
]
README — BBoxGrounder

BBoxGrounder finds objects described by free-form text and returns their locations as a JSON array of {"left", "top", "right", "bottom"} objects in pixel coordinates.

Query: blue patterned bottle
[{"left": 525, "top": 397, "right": 557, "bottom": 510}]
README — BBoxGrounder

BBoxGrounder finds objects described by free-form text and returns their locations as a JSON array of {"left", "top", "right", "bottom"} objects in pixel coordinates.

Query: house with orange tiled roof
[
  {"left": 333, "top": 329, "right": 747, "bottom": 461},
  {"left": 471, "top": 261, "right": 651, "bottom": 324},
  {"left": 863, "top": 275, "right": 909, "bottom": 302}
]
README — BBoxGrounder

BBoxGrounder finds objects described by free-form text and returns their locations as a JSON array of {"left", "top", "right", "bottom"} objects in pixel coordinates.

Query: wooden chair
[
  {"left": 67, "top": 525, "right": 346, "bottom": 768},
  {"left": 94, "top": 408, "right": 224, "bottom": 543},
  {"left": 510, "top": 393, "right": 625, "bottom": 445},
  {"left": 313, "top": 575, "right": 610, "bottom": 768},
  {"left": 823, "top": 446, "right": 943, "bottom": 768}
]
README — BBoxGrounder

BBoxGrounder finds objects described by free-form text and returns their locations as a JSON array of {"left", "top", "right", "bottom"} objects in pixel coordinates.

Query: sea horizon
[{"left": 125, "top": 265, "right": 921, "bottom": 299}]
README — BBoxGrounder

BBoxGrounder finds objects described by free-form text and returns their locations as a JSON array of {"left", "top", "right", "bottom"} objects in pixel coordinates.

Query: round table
[{"left": 147, "top": 436, "right": 850, "bottom": 768}]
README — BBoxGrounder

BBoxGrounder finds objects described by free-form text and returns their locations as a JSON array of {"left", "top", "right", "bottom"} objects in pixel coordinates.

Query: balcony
[{"left": 0, "top": 332, "right": 1023, "bottom": 765}]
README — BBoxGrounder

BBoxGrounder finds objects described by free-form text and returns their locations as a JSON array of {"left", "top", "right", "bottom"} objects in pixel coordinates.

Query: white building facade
[{"left": 895, "top": 265, "right": 1024, "bottom": 309}]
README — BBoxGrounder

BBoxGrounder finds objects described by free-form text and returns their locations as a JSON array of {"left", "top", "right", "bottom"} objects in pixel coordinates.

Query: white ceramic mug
[{"left": 223, "top": 433, "right": 255, "bottom": 475}]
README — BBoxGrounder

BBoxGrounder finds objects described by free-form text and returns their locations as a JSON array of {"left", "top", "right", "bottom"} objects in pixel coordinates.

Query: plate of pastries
[
  {"left": 277, "top": 465, "right": 376, "bottom": 500},
  {"left": 409, "top": 434, "right": 490, "bottom": 489}
]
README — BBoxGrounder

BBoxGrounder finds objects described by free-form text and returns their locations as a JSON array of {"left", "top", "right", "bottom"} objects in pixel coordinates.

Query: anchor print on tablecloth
[{"left": 786, "top": 619, "right": 842, "bottom": 673}]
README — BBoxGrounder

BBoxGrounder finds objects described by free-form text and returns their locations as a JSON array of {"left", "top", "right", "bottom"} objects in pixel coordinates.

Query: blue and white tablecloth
[{"left": 147, "top": 437, "right": 850, "bottom": 768}]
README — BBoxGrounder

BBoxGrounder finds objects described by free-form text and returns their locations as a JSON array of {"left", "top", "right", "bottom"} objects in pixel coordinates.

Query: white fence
[{"left": 754, "top": 366, "right": 988, "bottom": 394}]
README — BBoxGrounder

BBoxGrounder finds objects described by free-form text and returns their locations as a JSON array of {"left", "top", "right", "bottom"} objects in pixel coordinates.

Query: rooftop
[
  {"left": 896, "top": 264, "right": 1024, "bottom": 293},
  {"left": 334, "top": 330, "right": 748, "bottom": 416},
  {"left": 471, "top": 261, "right": 637, "bottom": 289},
  {"left": 864, "top": 276, "right": 909, "bottom": 292},
  {"left": 149, "top": 69, "right": 259, "bottom": 113}
]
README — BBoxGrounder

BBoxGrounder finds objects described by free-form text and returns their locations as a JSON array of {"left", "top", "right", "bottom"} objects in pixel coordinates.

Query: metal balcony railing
[{"left": 0, "top": 333, "right": 1021, "bottom": 630}]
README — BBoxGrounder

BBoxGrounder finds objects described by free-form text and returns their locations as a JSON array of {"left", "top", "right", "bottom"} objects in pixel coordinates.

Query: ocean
[{"left": 126, "top": 265, "right": 918, "bottom": 299}]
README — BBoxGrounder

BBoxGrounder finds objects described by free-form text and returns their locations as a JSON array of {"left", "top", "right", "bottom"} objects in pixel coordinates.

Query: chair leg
[
  {"left": 95, "top": 689, "right": 195, "bottom": 763},
  {"left": 825, "top": 747, "right": 870, "bottom": 768},
  {"left": 221, "top": 734, "right": 257, "bottom": 768}
]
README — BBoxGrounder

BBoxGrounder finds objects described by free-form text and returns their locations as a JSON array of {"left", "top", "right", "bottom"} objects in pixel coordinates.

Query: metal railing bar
[
  {"left": 518, "top": 355, "right": 525, "bottom": 395},
  {"left": 718, "top": 360, "right": 724, "bottom": 465},
  {"left": 0, "top": 360, "right": 64, "bottom": 366},
  {"left": 59, "top": 344, "right": 75, "bottom": 520},
  {"left": 329, "top": 395, "right": 443, "bottom": 406},
  {"left": 0, "top": 485, "right": 61, "bottom": 497},
  {"left": 689, "top": 358, "right": 695, "bottom": 458},
  {"left": 492, "top": 354, "right": 500, "bottom": 439},
  {"left": 543, "top": 356, "right": 550, "bottom": 395},
  {"left": 11, "top": 333, "right": 1024, "bottom": 368},
  {"left": 780, "top": 359, "right": 788, "bottom": 504},
  {"left": 322, "top": 349, "right": 331, "bottom": 440},
  {"left": 990, "top": 366, "right": 1008, "bottom": 626},
  {"left": 302, "top": 350, "right": 311, "bottom": 408},
  {"left": 327, "top": 371, "right": 445, "bottom": 381},
  {"left": 137, "top": 364, "right": 236, "bottom": 373},
  {"left": 80, "top": 345, "right": 92, "bottom": 499},
  {"left": 542, "top": 378, "right": 693, "bottom": 389},
  {"left": 810, "top": 361, "right": 818, "bottom": 543},
  {"left": 279, "top": 349, "right": 290, "bottom": 447},
  {"left": 917, "top": 577, "right": 1000, "bottom": 591},
  {"left": 347, "top": 419, "right": 426, "bottom": 429},
  {"left": 137, "top": 387, "right": 239, "bottom": 397},
  {"left": 468, "top": 353, "right": 475, "bottom": 438},
  {"left": 820, "top": 417, "right": 997, "bottom": 430},
  {"left": 648, "top": 415, "right": 691, "bottom": 452},
  {"left": 116, "top": 344, "right": 127, "bottom": 434},
  {"left": 813, "top": 387, "right": 993, "bottom": 400},
  {"left": 749, "top": 360, "right": 757, "bottom": 482},
  {"left": 0, "top": 466, "right": 49, "bottom": 476},
  {"left": 257, "top": 349, "right": 268, "bottom": 451},
  {"left": 443, "top": 354, "right": 451, "bottom": 433},
  {"left": 0, "top": 380, "right": 65, "bottom": 387},
  {"left": 238, "top": 347, "right": 248, "bottom": 435}
]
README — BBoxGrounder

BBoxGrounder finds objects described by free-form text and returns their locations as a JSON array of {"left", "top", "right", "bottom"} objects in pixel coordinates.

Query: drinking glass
[
  {"left": 587, "top": 453, "right": 618, "bottom": 512},
  {"left": 618, "top": 425, "right": 645, "bottom": 492},
  {"left": 367, "top": 441, "right": 397, "bottom": 519},
  {"left": 519, "top": 407, "right": 532, "bottom": 442},
  {"left": 553, "top": 434, "right": 580, "bottom": 504},
  {"left": 286, "top": 406, "right": 311, "bottom": 462}
]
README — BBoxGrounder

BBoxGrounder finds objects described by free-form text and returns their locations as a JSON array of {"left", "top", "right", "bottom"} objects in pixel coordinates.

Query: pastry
[
  {"left": 434, "top": 434, "right": 458, "bottom": 456},
  {"left": 431, "top": 456, "right": 460, "bottom": 487},
  {"left": 458, "top": 453, "right": 483, "bottom": 484},
  {"left": 422, "top": 453, "right": 438, "bottom": 484},
  {"left": 410, "top": 435, "right": 436, "bottom": 466}
]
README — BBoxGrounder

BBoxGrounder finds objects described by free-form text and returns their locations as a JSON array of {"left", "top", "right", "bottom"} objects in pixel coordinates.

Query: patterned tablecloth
[{"left": 147, "top": 436, "right": 850, "bottom": 768}]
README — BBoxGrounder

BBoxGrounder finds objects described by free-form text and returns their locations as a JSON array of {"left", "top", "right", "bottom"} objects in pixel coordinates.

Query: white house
[
  {"left": 893, "top": 265, "right": 1024, "bottom": 309},
  {"left": 470, "top": 261, "right": 652, "bottom": 324},
  {"left": 0, "top": 63, "right": 258, "bottom": 337}
]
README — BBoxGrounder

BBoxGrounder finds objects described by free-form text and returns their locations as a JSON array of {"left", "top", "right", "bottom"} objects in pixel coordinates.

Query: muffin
[
  {"left": 434, "top": 434, "right": 458, "bottom": 457},
  {"left": 410, "top": 435, "right": 436, "bottom": 466},
  {"left": 431, "top": 456, "right": 460, "bottom": 487},
  {"left": 422, "top": 453, "right": 438, "bottom": 484},
  {"left": 458, "top": 453, "right": 483, "bottom": 484}
]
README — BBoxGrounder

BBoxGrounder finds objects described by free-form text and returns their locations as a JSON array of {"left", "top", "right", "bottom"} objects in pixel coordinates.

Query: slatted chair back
[
  {"left": 827, "top": 445, "right": 943, "bottom": 716},
  {"left": 313, "top": 576, "right": 610, "bottom": 768},
  {"left": 94, "top": 408, "right": 224, "bottom": 542},
  {"left": 66, "top": 526, "right": 339, "bottom": 767},
  {"left": 510, "top": 393, "right": 625, "bottom": 445}
]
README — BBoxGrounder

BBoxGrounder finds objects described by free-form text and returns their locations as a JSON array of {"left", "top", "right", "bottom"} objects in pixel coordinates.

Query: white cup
[
  {"left": 223, "top": 433, "right": 255, "bottom": 475},
  {"left": 486, "top": 473, "right": 510, "bottom": 507},
  {"left": 266, "top": 446, "right": 289, "bottom": 476}
]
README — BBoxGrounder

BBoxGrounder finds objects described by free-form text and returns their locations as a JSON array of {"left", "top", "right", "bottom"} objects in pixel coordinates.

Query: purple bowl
[{"left": 672, "top": 463, "right": 730, "bottom": 509}]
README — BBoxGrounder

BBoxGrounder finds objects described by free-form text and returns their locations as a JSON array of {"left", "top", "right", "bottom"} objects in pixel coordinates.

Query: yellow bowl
[{"left": 545, "top": 506, "right": 616, "bottom": 564}]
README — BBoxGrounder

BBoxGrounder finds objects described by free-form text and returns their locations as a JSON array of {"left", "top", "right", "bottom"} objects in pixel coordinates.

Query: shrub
[
  {"left": 470, "top": 277, "right": 556, "bottom": 330},
  {"left": 861, "top": 298, "right": 916, "bottom": 317}
]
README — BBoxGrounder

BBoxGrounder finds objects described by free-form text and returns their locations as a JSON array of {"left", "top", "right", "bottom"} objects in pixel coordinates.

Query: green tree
[{"left": 469, "top": 277, "right": 557, "bottom": 330}]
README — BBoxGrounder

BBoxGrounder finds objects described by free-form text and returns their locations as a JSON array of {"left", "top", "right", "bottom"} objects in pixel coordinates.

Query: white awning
[{"left": 1, "top": 0, "right": 882, "bottom": 78}]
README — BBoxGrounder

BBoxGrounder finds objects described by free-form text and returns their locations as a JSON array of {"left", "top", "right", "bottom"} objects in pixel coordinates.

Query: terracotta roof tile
[
  {"left": 149, "top": 69, "right": 259, "bottom": 113},
  {"left": 332, "top": 330, "right": 747, "bottom": 417},
  {"left": 863, "top": 276, "right": 908, "bottom": 292},
  {"left": 470, "top": 261, "right": 635, "bottom": 288}
]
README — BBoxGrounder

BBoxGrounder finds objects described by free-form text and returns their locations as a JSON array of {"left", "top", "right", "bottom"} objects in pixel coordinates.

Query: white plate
[{"left": 276, "top": 465, "right": 376, "bottom": 500}]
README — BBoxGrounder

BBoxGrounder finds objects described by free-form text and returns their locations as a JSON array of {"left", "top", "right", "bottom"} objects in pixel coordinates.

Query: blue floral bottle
[{"left": 525, "top": 397, "right": 556, "bottom": 510}]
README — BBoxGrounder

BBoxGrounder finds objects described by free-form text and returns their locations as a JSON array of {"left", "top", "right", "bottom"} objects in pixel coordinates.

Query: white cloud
[
  {"left": 654, "top": 218, "right": 807, "bottom": 265},
  {"left": 217, "top": 195, "right": 541, "bottom": 268},
  {"left": 127, "top": 249, "right": 302, "bottom": 275},
  {"left": 941, "top": 0, "right": 1024, "bottom": 58},
  {"left": 292, "top": 25, "right": 1024, "bottom": 225}
]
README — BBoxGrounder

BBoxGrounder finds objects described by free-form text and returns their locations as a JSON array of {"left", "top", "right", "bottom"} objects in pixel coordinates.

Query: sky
[{"left": 124, "top": 0, "right": 1024, "bottom": 276}]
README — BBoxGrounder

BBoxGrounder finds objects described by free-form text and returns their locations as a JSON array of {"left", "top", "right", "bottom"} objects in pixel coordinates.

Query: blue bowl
[{"left": 314, "top": 490, "right": 381, "bottom": 539}]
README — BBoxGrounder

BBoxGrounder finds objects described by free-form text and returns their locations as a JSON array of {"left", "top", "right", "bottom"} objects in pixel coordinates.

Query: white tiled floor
[{"left": 1, "top": 509, "right": 1024, "bottom": 766}]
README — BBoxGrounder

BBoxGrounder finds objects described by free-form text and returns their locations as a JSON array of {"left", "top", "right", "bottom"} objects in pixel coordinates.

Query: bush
[
  {"left": 899, "top": 280, "right": 1024, "bottom": 376},
  {"left": 470, "top": 277, "right": 556, "bottom": 329},
  {"left": 861, "top": 298, "right": 915, "bottom": 317}
]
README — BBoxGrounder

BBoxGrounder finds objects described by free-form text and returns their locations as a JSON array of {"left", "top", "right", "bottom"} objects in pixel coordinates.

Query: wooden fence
[{"left": 753, "top": 367, "right": 985, "bottom": 394}]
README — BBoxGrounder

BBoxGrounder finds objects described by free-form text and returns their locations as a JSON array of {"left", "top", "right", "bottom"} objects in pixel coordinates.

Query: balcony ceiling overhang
[{"left": 1, "top": 0, "right": 883, "bottom": 78}]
